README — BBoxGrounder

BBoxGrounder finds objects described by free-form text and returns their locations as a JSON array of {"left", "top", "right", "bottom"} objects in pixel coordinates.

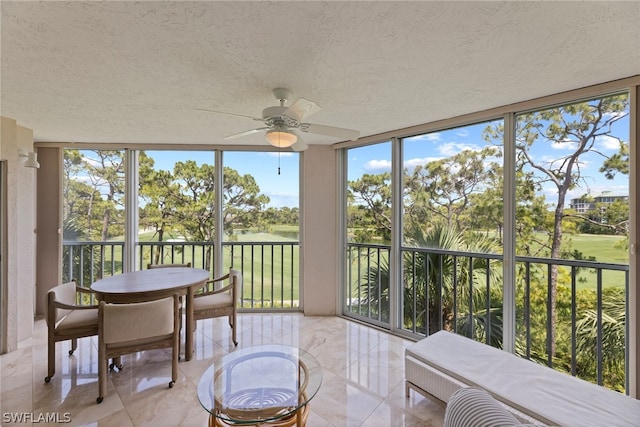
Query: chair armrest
[
  {"left": 196, "top": 280, "right": 233, "bottom": 297},
  {"left": 200, "top": 282, "right": 233, "bottom": 297},
  {"left": 194, "top": 273, "right": 230, "bottom": 294},
  {"left": 76, "top": 286, "right": 96, "bottom": 294},
  {"left": 51, "top": 300, "right": 98, "bottom": 310}
]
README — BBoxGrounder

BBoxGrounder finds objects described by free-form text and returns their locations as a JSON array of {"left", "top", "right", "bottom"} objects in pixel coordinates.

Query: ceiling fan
[{"left": 199, "top": 88, "right": 360, "bottom": 151}]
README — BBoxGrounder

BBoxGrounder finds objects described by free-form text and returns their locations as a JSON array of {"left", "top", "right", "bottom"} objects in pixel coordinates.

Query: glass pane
[
  {"left": 401, "top": 121, "right": 504, "bottom": 340},
  {"left": 223, "top": 151, "right": 300, "bottom": 309},
  {"left": 138, "top": 150, "right": 215, "bottom": 271},
  {"left": 62, "top": 149, "right": 126, "bottom": 284},
  {"left": 345, "top": 142, "right": 391, "bottom": 325},
  {"left": 510, "top": 93, "right": 629, "bottom": 391}
]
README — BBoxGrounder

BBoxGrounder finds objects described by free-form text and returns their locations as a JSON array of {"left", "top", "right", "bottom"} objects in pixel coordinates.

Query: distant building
[{"left": 570, "top": 191, "right": 629, "bottom": 214}]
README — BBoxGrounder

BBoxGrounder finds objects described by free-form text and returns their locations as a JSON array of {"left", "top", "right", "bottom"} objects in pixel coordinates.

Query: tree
[
  {"left": 484, "top": 94, "right": 629, "bottom": 357},
  {"left": 600, "top": 140, "right": 629, "bottom": 178},
  {"left": 62, "top": 149, "right": 125, "bottom": 241},
  {"left": 404, "top": 147, "right": 501, "bottom": 231},
  {"left": 359, "top": 223, "right": 503, "bottom": 343},
  {"left": 575, "top": 287, "right": 626, "bottom": 391},
  {"left": 222, "top": 167, "right": 270, "bottom": 235},
  {"left": 84, "top": 150, "right": 125, "bottom": 241},
  {"left": 348, "top": 172, "right": 392, "bottom": 242},
  {"left": 139, "top": 153, "right": 187, "bottom": 264},
  {"left": 138, "top": 159, "right": 269, "bottom": 269}
]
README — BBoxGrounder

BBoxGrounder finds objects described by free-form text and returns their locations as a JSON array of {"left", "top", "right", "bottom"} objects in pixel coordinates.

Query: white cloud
[
  {"left": 456, "top": 129, "right": 469, "bottom": 137},
  {"left": 540, "top": 155, "right": 589, "bottom": 170},
  {"left": 265, "top": 191, "right": 298, "bottom": 208},
  {"left": 405, "top": 132, "right": 441, "bottom": 143},
  {"left": 551, "top": 139, "right": 577, "bottom": 150},
  {"left": 596, "top": 135, "right": 623, "bottom": 151},
  {"left": 603, "top": 111, "right": 627, "bottom": 120},
  {"left": 364, "top": 159, "right": 392, "bottom": 172},
  {"left": 438, "top": 142, "right": 481, "bottom": 156},
  {"left": 403, "top": 157, "right": 441, "bottom": 170}
]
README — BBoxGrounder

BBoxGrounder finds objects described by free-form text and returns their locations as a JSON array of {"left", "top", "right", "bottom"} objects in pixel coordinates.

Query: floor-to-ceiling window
[
  {"left": 506, "top": 93, "right": 630, "bottom": 392},
  {"left": 223, "top": 151, "right": 300, "bottom": 309},
  {"left": 62, "top": 148, "right": 301, "bottom": 310},
  {"left": 344, "top": 141, "right": 392, "bottom": 327},
  {"left": 401, "top": 121, "right": 504, "bottom": 343},
  {"left": 62, "top": 149, "right": 126, "bottom": 285},
  {"left": 137, "top": 150, "right": 216, "bottom": 270},
  {"left": 341, "top": 88, "right": 635, "bottom": 394}
]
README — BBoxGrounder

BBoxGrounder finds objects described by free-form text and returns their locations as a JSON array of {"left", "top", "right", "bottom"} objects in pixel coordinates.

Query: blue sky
[
  {"left": 146, "top": 150, "right": 299, "bottom": 208},
  {"left": 145, "top": 106, "right": 629, "bottom": 210},
  {"left": 348, "top": 115, "right": 630, "bottom": 205}
]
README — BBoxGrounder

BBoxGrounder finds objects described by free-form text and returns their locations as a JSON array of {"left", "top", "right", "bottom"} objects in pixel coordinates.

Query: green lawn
[
  {"left": 563, "top": 233, "right": 628, "bottom": 264},
  {"left": 554, "top": 233, "right": 627, "bottom": 290}
]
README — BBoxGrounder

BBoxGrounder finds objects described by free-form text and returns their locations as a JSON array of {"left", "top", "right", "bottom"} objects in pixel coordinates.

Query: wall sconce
[{"left": 18, "top": 149, "right": 40, "bottom": 169}]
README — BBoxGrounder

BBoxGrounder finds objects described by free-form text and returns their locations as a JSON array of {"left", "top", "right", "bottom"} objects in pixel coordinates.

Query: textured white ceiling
[{"left": 1, "top": 1, "right": 639, "bottom": 147}]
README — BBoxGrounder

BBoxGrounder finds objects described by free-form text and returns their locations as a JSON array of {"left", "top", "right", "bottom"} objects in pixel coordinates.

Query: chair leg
[
  {"left": 97, "top": 350, "right": 107, "bottom": 404},
  {"left": 231, "top": 315, "right": 238, "bottom": 346},
  {"left": 69, "top": 338, "right": 78, "bottom": 355},
  {"left": 170, "top": 339, "right": 178, "bottom": 388},
  {"left": 177, "top": 311, "right": 182, "bottom": 361},
  {"left": 45, "top": 336, "right": 55, "bottom": 382}
]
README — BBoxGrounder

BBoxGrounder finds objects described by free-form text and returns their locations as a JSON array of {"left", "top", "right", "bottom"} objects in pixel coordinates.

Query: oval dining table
[{"left": 90, "top": 267, "right": 210, "bottom": 361}]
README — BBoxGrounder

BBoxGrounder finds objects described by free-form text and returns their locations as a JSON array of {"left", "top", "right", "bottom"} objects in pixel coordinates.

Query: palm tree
[
  {"left": 359, "top": 223, "right": 504, "bottom": 344},
  {"left": 575, "top": 287, "right": 626, "bottom": 391}
]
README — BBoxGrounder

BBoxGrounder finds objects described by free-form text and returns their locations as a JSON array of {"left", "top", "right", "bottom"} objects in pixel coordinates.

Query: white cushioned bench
[{"left": 405, "top": 330, "right": 640, "bottom": 426}]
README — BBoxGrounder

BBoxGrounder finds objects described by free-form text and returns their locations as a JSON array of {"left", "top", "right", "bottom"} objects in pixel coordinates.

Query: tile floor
[{"left": 1, "top": 313, "right": 445, "bottom": 426}]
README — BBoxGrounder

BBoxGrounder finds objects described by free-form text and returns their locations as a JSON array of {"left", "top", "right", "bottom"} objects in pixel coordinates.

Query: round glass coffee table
[{"left": 197, "top": 344, "right": 322, "bottom": 427}]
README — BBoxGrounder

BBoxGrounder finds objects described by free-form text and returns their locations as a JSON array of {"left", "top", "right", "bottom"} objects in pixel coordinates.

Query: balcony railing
[
  {"left": 346, "top": 242, "right": 630, "bottom": 394},
  {"left": 64, "top": 239, "right": 630, "bottom": 392},
  {"left": 63, "top": 240, "right": 300, "bottom": 309}
]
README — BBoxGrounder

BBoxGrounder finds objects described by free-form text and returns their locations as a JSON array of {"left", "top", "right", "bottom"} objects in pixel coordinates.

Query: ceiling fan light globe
[{"left": 265, "top": 130, "right": 297, "bottom": 148}]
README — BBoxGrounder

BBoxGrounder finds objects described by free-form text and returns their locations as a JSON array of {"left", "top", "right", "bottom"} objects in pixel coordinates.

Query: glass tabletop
[{"left": 197, "top": 344, "right": 323, "bottom": 425}]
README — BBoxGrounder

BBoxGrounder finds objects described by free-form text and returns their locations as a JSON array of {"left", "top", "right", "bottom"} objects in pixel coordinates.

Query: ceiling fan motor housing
[
  {"left": 262, "top": 106, "right": 288, "bottom": 119},
  {"left": 262, "top": 106, "right": 299, "bottom": 128}
]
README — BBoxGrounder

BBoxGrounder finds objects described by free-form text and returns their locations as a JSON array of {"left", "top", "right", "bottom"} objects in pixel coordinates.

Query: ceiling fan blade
[
  {"left": 197, "top": 109, "right": 263, "bottom": 122},
  {"left": 224, "top": 127, "right": 270, "bottom": 140},
  {"left": 283, "top": 98, "right": 322, "bottom": 122},
  {"left": 301, "top": 123, "right": 360, "bottom": 141},
  {"left": 291, "top": 140, "right": 308, "bottom": 152},
  {"left": 290, "top": 132, "right": 307, "bottom": 151}
]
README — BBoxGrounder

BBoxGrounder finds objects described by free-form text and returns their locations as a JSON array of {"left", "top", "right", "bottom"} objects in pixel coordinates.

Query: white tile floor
[{"left": 1, "top": 314, "right": 444, "bottom": 426}]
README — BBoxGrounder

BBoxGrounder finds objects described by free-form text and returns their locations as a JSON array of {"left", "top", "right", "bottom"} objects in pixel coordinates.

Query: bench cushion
[{"left": 406, "top": 330, "right": 640, "bottom": 427}]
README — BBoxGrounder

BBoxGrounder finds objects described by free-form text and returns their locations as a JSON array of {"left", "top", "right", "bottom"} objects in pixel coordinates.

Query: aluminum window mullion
[{"left": 503, "top": 112, "right": 516, "bottom": 353}]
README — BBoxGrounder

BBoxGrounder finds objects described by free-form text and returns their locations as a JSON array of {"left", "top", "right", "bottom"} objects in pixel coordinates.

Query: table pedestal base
[{"left": 208, "top": 403, "right": 310, "bottom": 427}]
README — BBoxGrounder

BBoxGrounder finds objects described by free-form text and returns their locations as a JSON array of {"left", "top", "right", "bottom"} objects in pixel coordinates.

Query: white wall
[{"left": 0, "top": 116, "right": 36, "bottom": 352}]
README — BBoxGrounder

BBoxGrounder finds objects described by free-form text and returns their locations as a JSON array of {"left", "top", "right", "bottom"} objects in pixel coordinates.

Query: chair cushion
[
  {"left": 50, "top": 281, "right": 79, "bottom": 323},
  {"left": 102, "top": 297, "right": 175, "bottom": 344},
  {"left": 194, "top": 292, "right": 233, "bottom": 310},
  {"left": 57, "top": 308, "right": 98, "bottom": 331}
]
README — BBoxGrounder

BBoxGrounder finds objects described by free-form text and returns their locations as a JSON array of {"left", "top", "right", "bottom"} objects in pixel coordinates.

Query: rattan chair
[
  {"left": 45, "top": 280, "right": 99, "bottom": 383},
  {"left": 97, "top": 294, "right": 180, "bottom": 404},
  {"left": 193, "top": 269, "right": 241, "bottom": 346}
]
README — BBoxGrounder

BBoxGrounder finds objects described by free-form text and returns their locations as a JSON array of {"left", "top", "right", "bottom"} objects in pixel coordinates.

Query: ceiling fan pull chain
[{"left": 278, "top": 151, "right": 281, "bottom": 175}]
